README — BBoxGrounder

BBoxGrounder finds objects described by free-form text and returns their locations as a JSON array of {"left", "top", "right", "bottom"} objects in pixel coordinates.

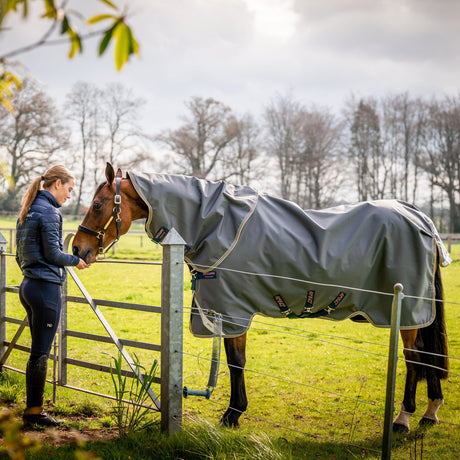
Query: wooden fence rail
[{"left": 440, "top": 233, "right": 460, "bottom": 252}]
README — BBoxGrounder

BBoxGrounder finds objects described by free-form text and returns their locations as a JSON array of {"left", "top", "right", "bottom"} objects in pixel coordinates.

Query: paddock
[{"left": 0, "top": 230, "right": 459, "bottom": 459}]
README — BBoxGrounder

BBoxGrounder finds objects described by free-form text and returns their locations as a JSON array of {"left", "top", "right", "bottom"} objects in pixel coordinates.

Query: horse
[{"left": 72, "top": 163, "right": 450, "bottom": 433}]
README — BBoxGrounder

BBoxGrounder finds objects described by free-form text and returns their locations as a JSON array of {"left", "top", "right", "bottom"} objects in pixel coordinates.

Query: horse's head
[{"left": 73, "top": 163, "right": 146, "bottom": 264}]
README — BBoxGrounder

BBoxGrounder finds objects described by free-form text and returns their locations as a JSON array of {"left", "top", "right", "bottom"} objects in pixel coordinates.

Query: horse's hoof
[
  {"left": 220, "top": 408, "right": 243, "bottom": 428},
  {"left": 419, "top": 417, "right": 437, "bottom": 428},
  {"left": 393, "top": 423, "right": 409, "bottom": 433},
  {"left": 220, "top": 417, "right": 239, "bottom": 428},
  {"left": 220, "top": 411, "right": 240, "bottom": 428}
]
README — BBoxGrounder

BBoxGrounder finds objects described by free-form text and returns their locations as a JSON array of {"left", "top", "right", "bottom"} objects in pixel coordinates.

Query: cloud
[
  {"left": 1, "top": 0, "right": 459, "bottom": 134},
  {"left": 245, "top": 0, "right": 299, "bottom": 41},
  {"left": 294, "top": 0, "right": 460, "bottom": 64}
]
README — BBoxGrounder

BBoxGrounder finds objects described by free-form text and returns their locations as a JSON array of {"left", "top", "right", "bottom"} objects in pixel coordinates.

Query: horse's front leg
[
  {"left": 393, "top": 330, "right": 420, "bottom": 432},
  {"left": 220, "top": 333, "right": 248, "bottom": 427}
]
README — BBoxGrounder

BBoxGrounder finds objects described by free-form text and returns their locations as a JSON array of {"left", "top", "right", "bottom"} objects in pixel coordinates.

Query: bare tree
[
  {"left": 380, "top": 93, "right": 425, "bottom": 203},
  {"left": 346, "top": 98, "right": 389, "bottom": 201},
  {"left": 0, "top": 79, "right": 68, "bottom": 209},
  {"left": 221, "top": 113, "right": 262, "bottom": 185},
  {"left": 264, "top": 95, "right": 342, "bottom": 207},
  {"left": 157, "top": 96, "right": 237, "bottom": 179},
  {"left": 63, "top": 82, "right": 149, "bottom": 213},
  {"left": 299, "top": 108, "right": 343, "bottom": 208},
  {"left": 65, "top": 81, "right": 101, "bottom": 214},
  {"left": 419, "top": 96, "right": 460, "bottom": 232},
  {"left": 100, "top": 83, "right": 148, "bottom": 172},
  {"left": 264, "top": 94, "right": 305, "bottom": 200}
]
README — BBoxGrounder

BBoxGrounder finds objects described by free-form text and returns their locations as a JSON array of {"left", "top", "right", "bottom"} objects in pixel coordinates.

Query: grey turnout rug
[{"left": 128, "top": 171, "right": 452, "bottom": 338}]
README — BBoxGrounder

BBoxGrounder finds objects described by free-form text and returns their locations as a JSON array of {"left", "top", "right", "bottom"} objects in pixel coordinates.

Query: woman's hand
[{"left": 76, "top": 258, "right": 90, "bottom": 270}]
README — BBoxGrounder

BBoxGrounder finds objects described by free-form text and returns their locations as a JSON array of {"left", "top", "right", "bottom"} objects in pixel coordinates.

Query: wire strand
[
  {"left": 186, "top": 307, "right": 460, "bottom": 363},
  {"left": 182, "top": 350, "right": 382, "bottom": 407}
]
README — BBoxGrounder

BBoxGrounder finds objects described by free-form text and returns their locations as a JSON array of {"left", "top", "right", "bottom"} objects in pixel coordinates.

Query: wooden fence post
[
  {"left": 160, "top": 228, "right": 185, "bottom": 434},
  {"left": 382, "top": 283, "right": 404, "bottom": 460},
  {"left": 0, "top": 232, "right": 7, "bottom": 367}
]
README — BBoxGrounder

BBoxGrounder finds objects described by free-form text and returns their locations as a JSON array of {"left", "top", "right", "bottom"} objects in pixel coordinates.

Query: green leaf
[
  {"left": 1, "top": 98, "right": 14, "bottom": 114},
  {"left": 61, "top": 15, "right": 69, "bottom": 34},
  {"left": 87, "top": 13, "right": 116, "bottom": 25},
  {"left": 114, "top": 23, "right": 130, "bottom": 71},
  {"left": 97, "top": 0, "right": 118, "bottom": 10},
  {"left": 126, "top": 25, "right": 139, "bottom": 56},
  {"left": 7, "top": 0, "right": 19, "bottom": 11},
  {"left": 42, "top": 0, "right": 56, "bottom": 19},
  {"left": 3, "top": 0, "right": 29, "bottom": 20},
  {"left": 0, "top": 72, "right": 21, "bottom": 114},
  {"left": 67, "top": 28, "right": 82, "bottom": 58},
  {"left": 98, "top": 21, "right": 119, "bottom": 56},
  {"left": 3, "top": 71, "right": 21, "bottom": 89},
  {"left": 0, "top": 80, "right": 13, "bottom": 97},
  {"left": 44, "top": 0, "right": 55, "bottom": 10},
  {"left": 20, "top": 0, "right": 28, "bottom": 18}
]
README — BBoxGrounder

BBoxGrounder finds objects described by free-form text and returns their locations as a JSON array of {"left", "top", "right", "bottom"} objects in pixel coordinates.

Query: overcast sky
[{"left": 2, "top": 0, "right": 460, "bottom": 135}]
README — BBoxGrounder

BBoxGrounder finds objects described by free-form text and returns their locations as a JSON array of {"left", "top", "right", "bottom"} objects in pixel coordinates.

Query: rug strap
[{"left": 274, "top": 291, "right": 347, "bottom": 319}]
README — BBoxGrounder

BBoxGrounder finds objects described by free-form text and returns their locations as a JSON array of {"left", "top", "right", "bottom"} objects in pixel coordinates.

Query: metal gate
[{"left": 0, "top": 228, "right": 185, "bottom": 434}]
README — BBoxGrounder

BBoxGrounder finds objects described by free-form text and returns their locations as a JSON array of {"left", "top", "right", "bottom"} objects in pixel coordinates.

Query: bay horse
[{"left": 73, "top": 163, "right": 449, "bottom": 433}]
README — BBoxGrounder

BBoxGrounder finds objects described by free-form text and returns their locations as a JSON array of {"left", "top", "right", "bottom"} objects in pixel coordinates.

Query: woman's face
[{"left": 51, "top": 178, "right": 75, "bottom": 205}]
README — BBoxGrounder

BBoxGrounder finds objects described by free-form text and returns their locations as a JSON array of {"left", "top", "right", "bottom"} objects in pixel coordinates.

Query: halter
[{"left": 78, "top": 176, "right": 122, "bottom": 257}]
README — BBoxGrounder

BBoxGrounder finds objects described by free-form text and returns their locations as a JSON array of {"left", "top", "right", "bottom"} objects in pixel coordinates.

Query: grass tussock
[{"left": 0, "top": 371, "right": 24, "bottom": 405}]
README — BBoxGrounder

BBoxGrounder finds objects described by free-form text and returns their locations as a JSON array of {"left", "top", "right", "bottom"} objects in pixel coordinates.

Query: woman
[{"left": 16, "top": 165, "right": 89, "bottom": 427}]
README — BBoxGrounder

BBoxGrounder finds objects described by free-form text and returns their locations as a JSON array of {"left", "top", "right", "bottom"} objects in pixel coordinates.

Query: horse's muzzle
[{"left": 73, "top": 245, "right": 93, "bottom": 264}]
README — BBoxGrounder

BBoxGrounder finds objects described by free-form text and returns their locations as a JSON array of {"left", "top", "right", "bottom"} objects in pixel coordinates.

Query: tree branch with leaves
[{"left": 0, "top": 0, "right": 140, "bottom": 112}]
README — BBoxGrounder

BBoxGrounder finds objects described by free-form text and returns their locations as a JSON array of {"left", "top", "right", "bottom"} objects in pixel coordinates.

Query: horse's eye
[{"left": 93, "top": 202, "right": 103, "bottom": 211}]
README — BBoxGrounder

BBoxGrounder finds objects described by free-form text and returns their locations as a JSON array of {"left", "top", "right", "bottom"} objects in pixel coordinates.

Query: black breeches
[{"left": 19, "top": 277, "right": 62, "bottom": 359}]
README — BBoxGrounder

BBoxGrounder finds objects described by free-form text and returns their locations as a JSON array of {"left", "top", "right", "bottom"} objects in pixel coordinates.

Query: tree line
[{"left": 1, "top": 79, "right": 459, "bottom": 232}]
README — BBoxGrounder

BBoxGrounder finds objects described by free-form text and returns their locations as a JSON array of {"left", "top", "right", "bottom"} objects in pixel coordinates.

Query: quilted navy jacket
[{"left": 16, "top": 190, "right": 80, "bottom": 284}]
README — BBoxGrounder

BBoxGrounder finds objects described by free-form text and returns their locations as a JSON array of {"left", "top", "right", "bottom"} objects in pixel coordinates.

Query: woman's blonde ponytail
[
  {"left": 18, "top": 177, "right": 43, "bottom": 224},
  {"left": 18, "top": 165, "right": 74, "bottom": 224}
]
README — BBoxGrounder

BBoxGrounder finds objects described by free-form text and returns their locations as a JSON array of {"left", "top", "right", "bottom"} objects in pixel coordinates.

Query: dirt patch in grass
[
  {"left": 23, "top": 423, "right": 119, "bottom": 447},
  {"left": 1, "top": 404, "right": 120, "bottom": 449}
]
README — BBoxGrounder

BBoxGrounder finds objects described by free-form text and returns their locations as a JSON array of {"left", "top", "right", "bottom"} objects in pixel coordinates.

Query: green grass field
[{"left": 0, "top": 217, "right": 459, "bottom": 459}]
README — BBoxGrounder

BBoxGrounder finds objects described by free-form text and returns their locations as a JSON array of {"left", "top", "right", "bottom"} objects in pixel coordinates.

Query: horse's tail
[{"left": 418, "top": 264, "right": 449, "bottom": 380}]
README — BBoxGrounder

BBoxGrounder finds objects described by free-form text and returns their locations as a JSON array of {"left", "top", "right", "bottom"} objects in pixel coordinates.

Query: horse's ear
[
  {"left": 105, "top": 163, "right": 115, "bottom": 185},
  {"left": 116, "top": 168, "right": 122, "bottom": 179}
]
